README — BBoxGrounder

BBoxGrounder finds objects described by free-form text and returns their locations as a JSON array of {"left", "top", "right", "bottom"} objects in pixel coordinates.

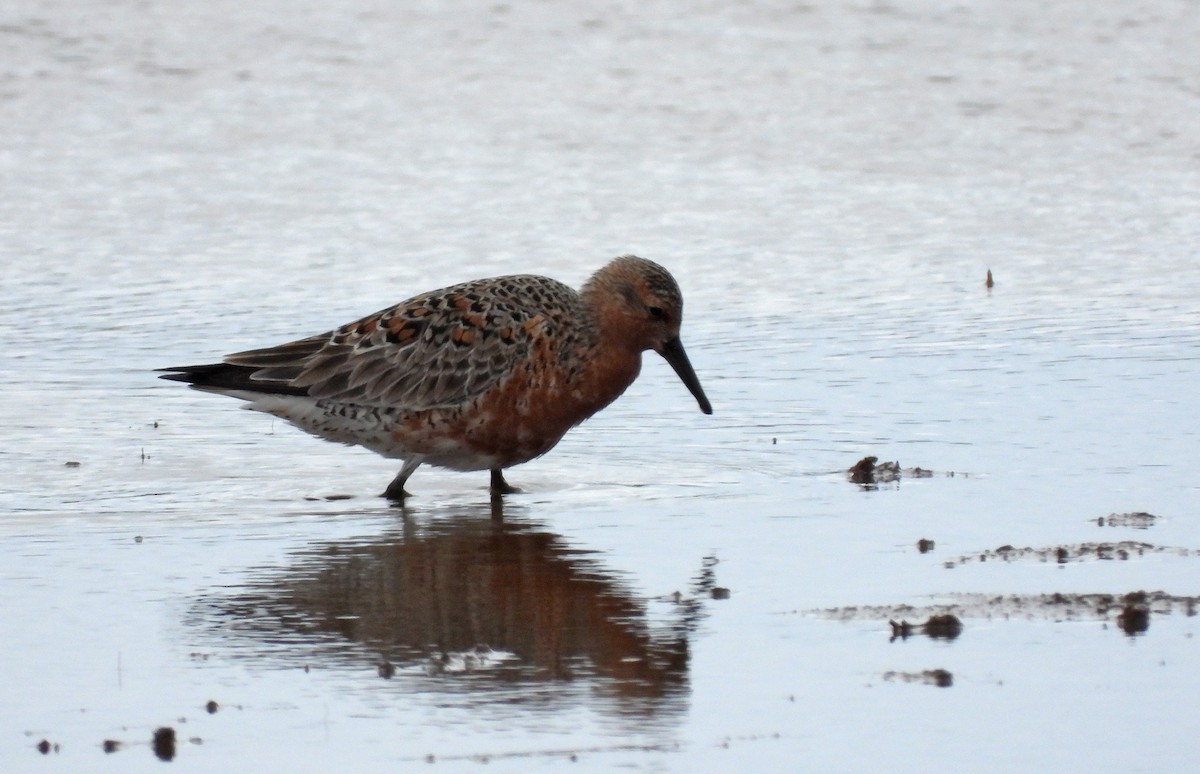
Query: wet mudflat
[{"left": 4, "top": 0, "right": 1200, "bottom": 771}]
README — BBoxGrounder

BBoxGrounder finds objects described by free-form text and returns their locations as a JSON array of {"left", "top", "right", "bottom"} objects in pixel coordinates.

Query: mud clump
[
  {"left": 153, "top": 727, "right": 176, "bottom": 762},
  {"left": 848, "top": 456, "right": 885, "bottom": 485},
  {"left": 925, "top": 614, "right": 964, "bottom": 639},
  {"left": 1116, "top": 592, "right": 1151, "bottom": 636}
]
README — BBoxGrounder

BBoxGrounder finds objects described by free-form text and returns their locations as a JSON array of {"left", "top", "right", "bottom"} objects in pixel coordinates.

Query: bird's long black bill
[{"left": 659, "top": 337, "right": 713, "bottom": 415}]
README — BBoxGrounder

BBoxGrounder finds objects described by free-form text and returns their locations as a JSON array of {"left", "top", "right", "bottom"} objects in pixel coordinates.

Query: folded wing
[{"left": 161, "top": 280, "right": 544, "bottom": 412}]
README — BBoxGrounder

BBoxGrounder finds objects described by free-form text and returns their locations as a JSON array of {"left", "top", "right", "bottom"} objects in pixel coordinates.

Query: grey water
[{"left": 3, "top": 0, "right": 1199, "bottom": 771}]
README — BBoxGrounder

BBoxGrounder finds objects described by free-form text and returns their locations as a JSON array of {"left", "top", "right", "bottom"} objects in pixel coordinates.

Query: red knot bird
[{"left": 160, "top": 255, "right": 712, "bottom": 499}]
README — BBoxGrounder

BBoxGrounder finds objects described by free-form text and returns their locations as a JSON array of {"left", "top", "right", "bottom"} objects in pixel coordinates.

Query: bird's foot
[
  {"left": 490, "top": 469, "right": 521, "bottom": 495},
  {"left": 382, "top": 484, "right": 411, "bottom": 502}
]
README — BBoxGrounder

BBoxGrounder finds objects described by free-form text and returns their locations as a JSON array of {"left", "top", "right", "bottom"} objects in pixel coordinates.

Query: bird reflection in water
[{"left": 196, "top": 498, "right": 717, "bottom": 718}]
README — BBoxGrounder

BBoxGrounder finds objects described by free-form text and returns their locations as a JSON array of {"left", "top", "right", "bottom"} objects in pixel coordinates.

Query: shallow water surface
[{"left": 3, "top": 0, "right": 1200, "bottom": 771}]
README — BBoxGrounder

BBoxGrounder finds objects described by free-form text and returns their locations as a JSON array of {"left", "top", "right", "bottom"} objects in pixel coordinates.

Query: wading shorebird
[{"left": 159, "top": 255, "right": 712, "bottom": 499}]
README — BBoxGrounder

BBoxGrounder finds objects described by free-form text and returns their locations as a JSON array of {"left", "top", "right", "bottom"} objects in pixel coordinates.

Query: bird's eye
[{"left": 649, "top": 306, "right": 665, "bottom": 319}]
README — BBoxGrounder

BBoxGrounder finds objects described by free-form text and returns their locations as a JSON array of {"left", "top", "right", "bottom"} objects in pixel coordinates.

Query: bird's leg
[
  {"left": 490, "top": 468, "right": 521, "bottom": 495},
  {"left": 383, "top": 459, "right": 423, "bottom": 501}
]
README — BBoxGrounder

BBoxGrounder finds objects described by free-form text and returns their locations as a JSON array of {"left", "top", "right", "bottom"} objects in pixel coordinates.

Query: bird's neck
[{"left": 569, "top": 295, "right": 643, "bottom": 419}]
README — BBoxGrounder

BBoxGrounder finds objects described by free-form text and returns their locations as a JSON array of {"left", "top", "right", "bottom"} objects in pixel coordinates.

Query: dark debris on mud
[
  {"left": 1093, "top": 511, "right": 1159, "bottom": 529},
  {"left": 942, "top": 541, "right": 1194, "bottom": 568},
  {"left": 36, "top": 705, "right": 223, "bottom": 760},
  {"left": 882, "top": 668, "right": 953, "bottom": 688},
  {"left": 814, "top": 590, "right": 1197, "bottom": 638},
  {"left": 847, "top": 456, "right": 965, "bottom": 489},
  {"left": 888, "top": 614, "right": 963, "bottom": 642}
]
